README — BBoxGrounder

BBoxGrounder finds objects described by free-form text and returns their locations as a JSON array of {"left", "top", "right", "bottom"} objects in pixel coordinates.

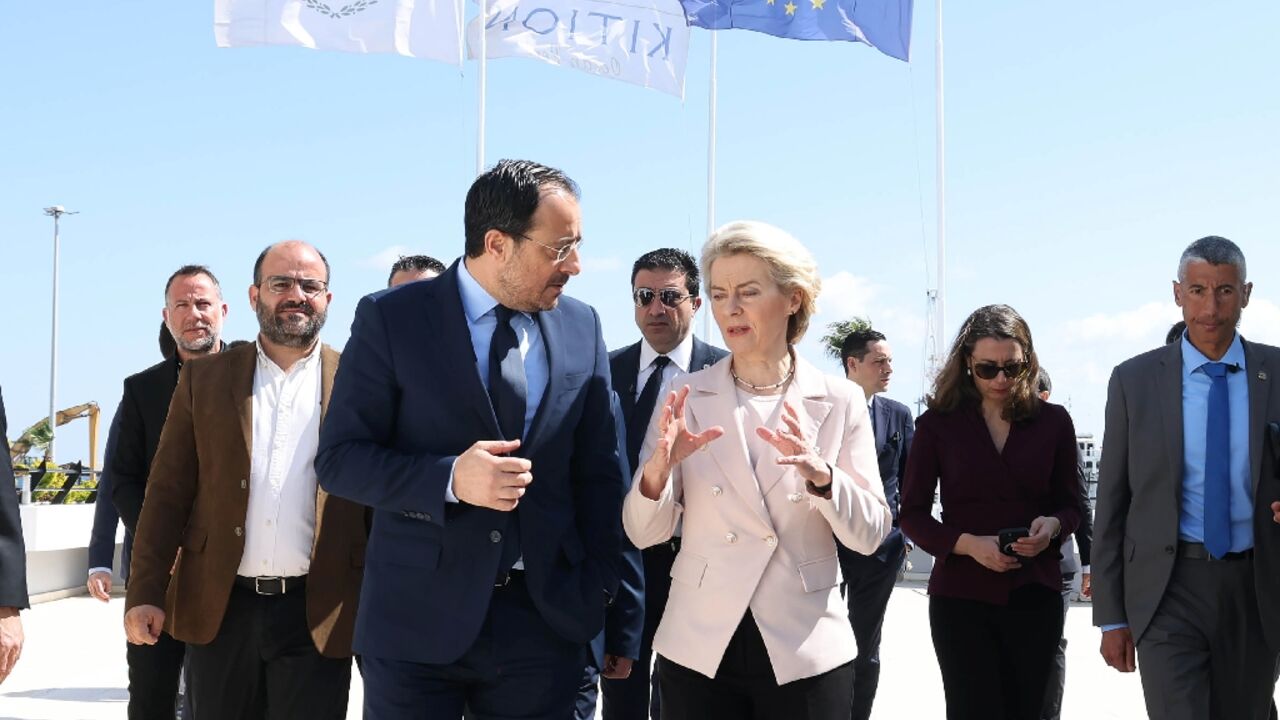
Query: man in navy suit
[
  {"left": 838, "top": 327, "right": 915, "bottom": 720},
  {"left": 0, "top": 385, "right": 27, "bottom": 685},
  {"left": 317, "top": 159, "right": 630, "bottom": 719},
  {"left": 579, "top": 248, "right": 728, "bottom": 720}
]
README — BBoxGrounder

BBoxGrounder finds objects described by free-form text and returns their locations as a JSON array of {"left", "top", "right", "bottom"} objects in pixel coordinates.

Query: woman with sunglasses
[
  {"left": 899, "top": 304, "right": 1082, "bottom": 720},
  {"left": 622, "top": 221, "right": 891, "bottom": 720}
]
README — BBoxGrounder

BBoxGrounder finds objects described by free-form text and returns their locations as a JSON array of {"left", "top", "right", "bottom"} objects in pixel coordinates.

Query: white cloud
[
  {"left": 1061, "top": 301, "right": 1179, "bottom": 344},
  {"left": 1241, "top": 298, "right": 1280, "bottom": 345},
  {"left": 819, "top": 271, "right": 878, "bottom": 319}
]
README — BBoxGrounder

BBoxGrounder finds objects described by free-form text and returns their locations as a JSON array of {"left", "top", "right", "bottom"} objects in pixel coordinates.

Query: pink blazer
[{"left": 622, "top": 354, "right": 890, "bottom": 684}]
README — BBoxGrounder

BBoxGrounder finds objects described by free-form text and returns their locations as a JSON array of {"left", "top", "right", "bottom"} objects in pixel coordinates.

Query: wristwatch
[{"left": 805, "top": 463, "right": 836, "bottom": 499}]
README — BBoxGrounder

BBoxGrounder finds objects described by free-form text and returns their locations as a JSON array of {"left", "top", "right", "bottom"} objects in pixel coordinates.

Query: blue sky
[{"left": 2, "top": 2, "right": 1279, "bottom": 465}]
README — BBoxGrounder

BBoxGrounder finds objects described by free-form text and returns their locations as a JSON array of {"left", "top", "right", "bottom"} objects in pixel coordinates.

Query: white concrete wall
[{"left": 20, "top": 504, "right": 124, "bottom": 599}]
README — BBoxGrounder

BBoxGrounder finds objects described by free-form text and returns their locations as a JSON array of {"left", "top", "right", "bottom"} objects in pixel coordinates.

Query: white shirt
[
  {"left": 237, "top": 340, "right": 322, "bottom": 578},
  {"left": 636, "top": 333, "right": 695, "bottom": 401}
]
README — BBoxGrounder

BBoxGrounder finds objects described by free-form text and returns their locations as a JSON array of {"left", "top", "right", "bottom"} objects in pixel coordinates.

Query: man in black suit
[
  {"left": 838, "top": 327, "right": 914, "bottom": 720},
  {"left": 0, "top": 385, "right": 27, "bottom": 685},
  {"left": 89, "top": 325, "right": 177, "bottom": 602},
  {"left": 585, "top": 247, "right": 728, "bottom": 720},
  {"left": 1036, "top": 368, "right": 1094, "bottom": 720},
  {"left": 112, "top": 265, "right": 228, "bottom": 720}
]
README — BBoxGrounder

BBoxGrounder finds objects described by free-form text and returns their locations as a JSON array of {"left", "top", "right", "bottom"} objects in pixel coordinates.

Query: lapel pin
[{"left": 1260, "top": 371, "right": 1268, "bottom": 381}]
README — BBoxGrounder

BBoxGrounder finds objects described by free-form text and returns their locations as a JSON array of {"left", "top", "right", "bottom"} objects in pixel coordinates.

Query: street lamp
[{"left": 33, "top": 205, "right": 77, "bottom": 505}]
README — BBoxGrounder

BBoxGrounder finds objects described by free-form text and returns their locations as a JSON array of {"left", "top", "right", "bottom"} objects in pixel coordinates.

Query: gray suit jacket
[{"left": 1093, "top": 338, "right": 1280, "bottom": 647}]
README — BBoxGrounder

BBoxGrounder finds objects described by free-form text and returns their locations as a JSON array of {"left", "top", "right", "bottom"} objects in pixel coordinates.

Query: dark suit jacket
[
  {"left": 854, "top": 395, "right": 916, "bottom": 564},
  {"left": 316, "top": 262, "right": 629, "bottom": 666},
  {"left": 111, "top": 355, "right": 182, "bottom": 534},
  {"left": 1093, "top": 339, "right": 1280, "bottom": 648},
  {"left": 88, "top": 409, "right": 131, "bottom": 578},
  {"left": 125, "top": 343, "right": 368, "bottom": 658},
  {"left": 601, "top": 337, "right": 728, "bottom": 661},
  {"left": 0, "top": 386, "right": 28, "bottom": 609},
  {"left": 1058, "top": 449, "right": 1093, "bottom": 576}
]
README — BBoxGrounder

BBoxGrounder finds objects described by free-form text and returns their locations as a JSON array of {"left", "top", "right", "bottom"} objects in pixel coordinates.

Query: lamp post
[{"left": 34, "top": 205, "right": 77, "bottom": 505}]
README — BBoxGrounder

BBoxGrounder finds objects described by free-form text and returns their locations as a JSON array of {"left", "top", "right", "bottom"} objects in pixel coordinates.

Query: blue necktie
[
  {"left": 1203, "top": 362, "right": 1232, "bottom": 558},
  {"left": 489, "top": 306, "right": 527, "bottom": 443},
  {"left": 489, "top": 305, "right": 526, "bottom": 572}
]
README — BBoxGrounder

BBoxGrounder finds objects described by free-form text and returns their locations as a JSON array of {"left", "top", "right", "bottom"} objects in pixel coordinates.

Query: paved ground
[{"left": 0, "top": 582, "right": 1236, "bottom": 719}]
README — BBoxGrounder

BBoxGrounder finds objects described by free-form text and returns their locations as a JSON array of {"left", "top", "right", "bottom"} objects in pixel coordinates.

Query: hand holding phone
[{"left": 998, "top": 527, "right": 1030, "bottom": 557}]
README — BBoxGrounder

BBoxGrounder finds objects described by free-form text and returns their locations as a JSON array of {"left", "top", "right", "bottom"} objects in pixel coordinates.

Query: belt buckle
[
  {"left": 494, "top": 571, "right": 510, "bottom": 588},
  {"left": 255, "top": 576, "right": 284, "bottom": 595}
]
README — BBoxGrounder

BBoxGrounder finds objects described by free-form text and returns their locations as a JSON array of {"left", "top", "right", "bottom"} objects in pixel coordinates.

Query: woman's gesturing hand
[
  {"left": 639, "top": 385, "right": 724, "bottom": 500},
  {"left": 757, "top": 401, "right": 829, "bottom": 486}
]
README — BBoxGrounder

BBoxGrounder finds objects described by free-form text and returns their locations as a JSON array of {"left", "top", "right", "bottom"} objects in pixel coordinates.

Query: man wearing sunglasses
[
  {"left": 124, "top": 242, "right": 368, "bottom": 718},
  {"left": 319, "top": 160, "right": 632, "bottom": 720},
  {"left": 1095, "top": 236, "right": 1280, "bottom": 719},
  {"left": 580, "top": 248, "right": 728, "bottom": 720}
]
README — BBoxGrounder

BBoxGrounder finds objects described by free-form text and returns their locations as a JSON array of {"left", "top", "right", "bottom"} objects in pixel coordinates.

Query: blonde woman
[{"left": 622, "top": 221, "right": 891, "bottom": 719}]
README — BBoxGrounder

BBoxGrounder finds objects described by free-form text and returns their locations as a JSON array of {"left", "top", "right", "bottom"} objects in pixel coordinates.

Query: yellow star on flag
[
  {"left": 784, "top": 0, "right": 797, "bottom": 14},
  {"left": 811, "top": 0, "right": 825, "bottom": 8},
  {"left": 766, "top": 0, "right": 775, "bottom": 5}
]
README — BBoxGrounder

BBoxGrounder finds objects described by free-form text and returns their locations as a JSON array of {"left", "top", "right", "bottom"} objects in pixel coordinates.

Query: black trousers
[
  {"left": 929, "top": 584, "right": 1063, "bottom": 720},
  {"left": 596, "top": 539, "right": 678, "bottom": 720},
  {"left": 837, "top": 544, "right": 904, "bottom": 720},
  {"left": 361, "top": 572, "right": 586, "bottom": 720},
  {"left": 1040, "top": 572, "right": 1074, "bottom": 720},
  {"left": 126, "top": 629, "right": 186, "bottom": 720},
  {"left": 185, "top": 583, "right": 352, "bottom": 720},
  {"left": 657, "top": 611, "right": 854, "bottom": 720}
]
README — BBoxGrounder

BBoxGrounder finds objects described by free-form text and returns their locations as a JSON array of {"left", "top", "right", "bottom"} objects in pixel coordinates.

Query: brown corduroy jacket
[{"left": 125, "top": 342, "right": 367, "bottom": 657}]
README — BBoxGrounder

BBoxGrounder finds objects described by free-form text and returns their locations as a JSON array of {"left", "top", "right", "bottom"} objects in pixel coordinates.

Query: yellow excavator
[{"left": 8, "top": 401, "right": 100, "bottom": 473}]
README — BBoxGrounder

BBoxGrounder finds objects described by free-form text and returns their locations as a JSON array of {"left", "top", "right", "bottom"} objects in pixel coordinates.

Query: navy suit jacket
[
  {"left": 316, "top": 262, "right": 629, "bottom": 665},
  {"left": 0, "top": 386, "right": 28, "bottom": 610},
  {"left": 597, "top": 337, "right": 728, "bottom": 663},
  {"left": 848, "top": 394, "right": 915, "bottom": 564},
  {"left": 88, "top": 408, "right": 131, "bottom": 578}
]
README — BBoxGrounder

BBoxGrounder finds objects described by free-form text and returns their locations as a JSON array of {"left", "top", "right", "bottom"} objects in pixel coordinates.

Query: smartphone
[{"left": 998, "top": 527, "right": 1030, "bottom": 556}]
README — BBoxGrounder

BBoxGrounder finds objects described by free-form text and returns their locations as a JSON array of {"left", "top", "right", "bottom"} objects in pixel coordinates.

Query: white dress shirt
[
  {"left": 635, "top": 333, "right": 695, "bottom": 401},
  {"left": 237, "top": 340, "right": 322, "bottom": 578}
]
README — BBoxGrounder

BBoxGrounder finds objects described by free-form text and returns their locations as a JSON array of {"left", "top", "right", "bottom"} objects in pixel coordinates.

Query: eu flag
[{"left": 679, "top": 0, "right": 912, "bottom": 61}]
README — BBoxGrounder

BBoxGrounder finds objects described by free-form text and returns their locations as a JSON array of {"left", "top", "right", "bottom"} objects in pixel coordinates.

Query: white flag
[
  {"left": 215, "top": 0, "right": 463, "bottom": 65},
  {"left": 467, "top": 0, "right": 690, "bottom": 97}
]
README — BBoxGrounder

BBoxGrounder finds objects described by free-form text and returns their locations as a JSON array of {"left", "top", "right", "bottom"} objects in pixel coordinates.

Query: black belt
[
  {"left": 495, "top": 568, "right": 525, "bottom": 588},
  {"left": 1178, "top": 541, "right": 1253, "bottom": 562},
  {"left": 235, "top": 575, "right": 307, "bottom": 595},
  {"left": 647, "top": 537, "right": 681, "bottom": 554}
]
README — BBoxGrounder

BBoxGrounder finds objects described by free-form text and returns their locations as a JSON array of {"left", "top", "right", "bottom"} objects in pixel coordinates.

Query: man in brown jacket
[{"left": 124, "top": 240, "right": 367, "bottom": 719}]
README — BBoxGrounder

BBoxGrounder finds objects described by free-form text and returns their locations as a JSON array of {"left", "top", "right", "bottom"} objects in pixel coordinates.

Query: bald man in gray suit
[{"left": 1094, "top": 236, "right": 1280, "bottom": 720}]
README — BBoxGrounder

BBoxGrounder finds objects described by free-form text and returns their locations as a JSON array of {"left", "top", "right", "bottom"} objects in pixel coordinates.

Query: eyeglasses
[
  {"left": 972, "top": 361, "right": 1028, "bottom": 381},
  {"left": 261, "top": 275, "right": 328, "bottom": 298},
  {"left": 516, "top": 234, "right": 582, "bottom": 264},
  {"left": 633, "top": 287, "right": 691, "bottom": 309}
]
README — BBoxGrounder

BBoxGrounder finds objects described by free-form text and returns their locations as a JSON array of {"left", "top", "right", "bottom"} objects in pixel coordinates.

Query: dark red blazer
[{"left": 900, "top": 401, "right": 1082, "bottom": 605}]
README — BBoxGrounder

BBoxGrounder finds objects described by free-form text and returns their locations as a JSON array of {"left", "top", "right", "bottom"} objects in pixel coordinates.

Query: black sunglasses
[
  {"left": 633, "top": 287, "right": 691, "bottom": 309},
  {"left": 972, "top": 361, "right": 1028, "bottom": 381}
]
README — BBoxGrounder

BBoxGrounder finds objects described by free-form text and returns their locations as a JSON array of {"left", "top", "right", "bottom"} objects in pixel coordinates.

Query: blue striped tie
[{"left": 1202, "top": 361, "right": 1232, "bottom": 559}]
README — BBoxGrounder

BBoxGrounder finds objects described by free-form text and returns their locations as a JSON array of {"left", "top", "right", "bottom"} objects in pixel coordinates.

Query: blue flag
[{"left": 679, "top": 0, "right": 912, "bottom": 61}]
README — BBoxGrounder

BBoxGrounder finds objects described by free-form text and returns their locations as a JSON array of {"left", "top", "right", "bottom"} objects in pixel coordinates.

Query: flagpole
[
  {"left": 932, "top": 0, "right": 946, "bottom": 370},
  {"left": 477, "top": 0, "right": 488, "bottom": 176},
  {"left": 702, "top": 31, "right": 718, "bottom": 341}
]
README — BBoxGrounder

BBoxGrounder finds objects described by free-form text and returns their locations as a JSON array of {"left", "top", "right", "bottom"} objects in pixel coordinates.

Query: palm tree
[{"left": 820, "top": 316, "right": 874, "bottom": 364}]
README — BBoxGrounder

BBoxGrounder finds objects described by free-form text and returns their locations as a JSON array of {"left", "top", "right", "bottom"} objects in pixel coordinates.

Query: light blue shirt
[
  {"left": 445, "top": 260, "right": 549, "bottom": 505},
  {"left": 1179, "top": 331, "right": 1252, "bottom": 552}
]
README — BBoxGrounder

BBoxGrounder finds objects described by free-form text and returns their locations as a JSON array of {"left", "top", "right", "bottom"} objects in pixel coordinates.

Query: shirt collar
[
  {"left": 1181, "top": 331, "right": 1246, "bottom": 377},
  {"left": 639, "top": 332, "right": 695, "bottom": 373},
  {"left": 255, "top": 337, "right": 322, "bottom": 373},
  {"left": 458, "top": 258, "right": 534, "bottom": 325}
]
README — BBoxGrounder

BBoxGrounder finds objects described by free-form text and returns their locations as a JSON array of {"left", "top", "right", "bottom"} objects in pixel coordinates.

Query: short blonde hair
[{"left": 701, "top": 220, "right": 821, "bottom": 344}]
